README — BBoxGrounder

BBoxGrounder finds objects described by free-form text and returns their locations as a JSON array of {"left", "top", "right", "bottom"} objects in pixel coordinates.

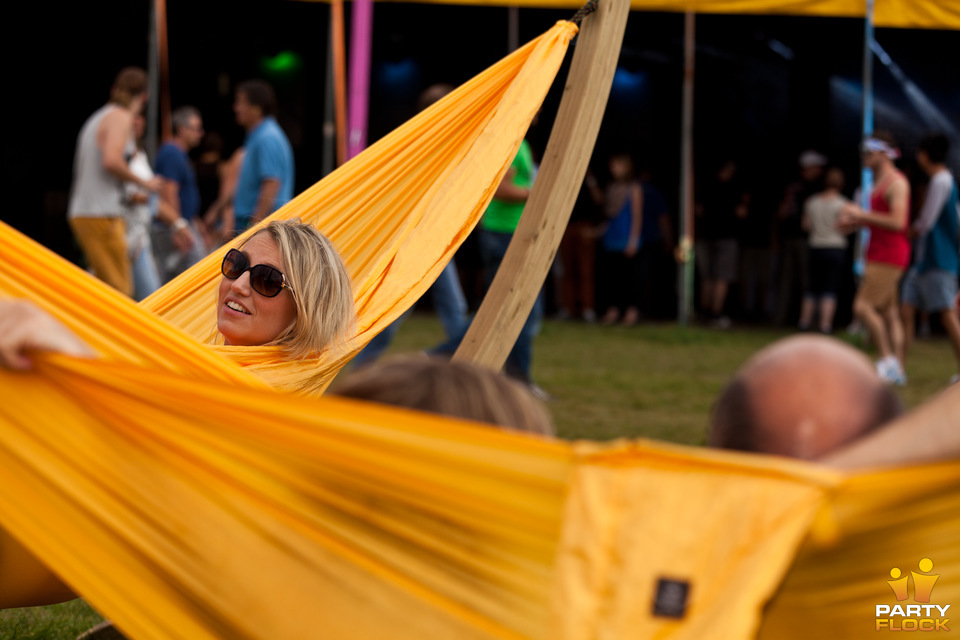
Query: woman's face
[{"left": 217, "top": 234, "right": 297, "bottom": 346}]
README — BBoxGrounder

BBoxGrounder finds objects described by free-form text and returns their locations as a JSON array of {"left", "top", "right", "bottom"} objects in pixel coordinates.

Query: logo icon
[
  {"left": 876, "top": 558, "right": 950, "bottom": 632},
  {"left": 887, "top": 558, "right": 940, "bottom": 603}
]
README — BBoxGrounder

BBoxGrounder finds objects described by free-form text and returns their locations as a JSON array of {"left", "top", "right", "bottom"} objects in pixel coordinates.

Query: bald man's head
[{"left": 709, "top": 336, "right": 903, "bottom": 460}]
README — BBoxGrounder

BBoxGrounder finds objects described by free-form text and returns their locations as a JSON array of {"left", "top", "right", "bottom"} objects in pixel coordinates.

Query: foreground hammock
[
  {"left": 1, "top": 351, "right": 957, "bottom": 639},
  {"left": 2, "top": 19, "right": 959, "bottom": 640}
]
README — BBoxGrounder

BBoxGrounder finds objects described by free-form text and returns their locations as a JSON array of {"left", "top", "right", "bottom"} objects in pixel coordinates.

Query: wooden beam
[
  {"left": 453, "top": 0, "right": 631, "bottom": 371},
  {"left": 331, "top": 0, "right": 349, "bottom": 166},
  {"left": 155, "top": 0, "right": 171, "bottom": 142}
]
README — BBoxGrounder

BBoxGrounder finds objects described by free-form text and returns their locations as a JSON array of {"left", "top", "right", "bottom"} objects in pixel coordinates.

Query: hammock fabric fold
[
  {"left": 141, "top": 20, "right": 578, "bottom": 395},
  {"left": 1, "top": 18, "right": 959, "bottom": 640},
  {"left": 2, "top": 354, "right": 957, "bottom": 639}
]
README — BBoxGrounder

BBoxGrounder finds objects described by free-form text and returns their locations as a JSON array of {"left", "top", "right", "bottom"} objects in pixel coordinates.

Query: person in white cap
[{"left": 838, "top": 131, "right": 911, "bottom": 385}]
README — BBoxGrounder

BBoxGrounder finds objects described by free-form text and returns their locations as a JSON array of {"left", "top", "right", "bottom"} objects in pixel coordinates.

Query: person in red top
[{"left": 838, "top": 131, "right": 911, "bottom": 385}]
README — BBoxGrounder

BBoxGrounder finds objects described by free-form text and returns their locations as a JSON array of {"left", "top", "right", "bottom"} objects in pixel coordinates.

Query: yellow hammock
[
  {"left": 1, "top": 20, "right": 958, "bottom": 640},
  {"left": 1, "top": 351, "right": 957, "bottom": 639},
  {"left": 157, "top": 19, "right": 573, "bottom": 395}
]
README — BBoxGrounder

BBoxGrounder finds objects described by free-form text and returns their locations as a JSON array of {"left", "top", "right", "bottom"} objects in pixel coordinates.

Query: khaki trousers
[{"left": 69, "top": 217, "right": 132, "bottom": 297}]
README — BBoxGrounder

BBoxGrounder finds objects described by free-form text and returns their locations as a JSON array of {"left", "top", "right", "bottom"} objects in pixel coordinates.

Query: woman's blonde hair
[
  {"left": 248, "top": 220, "right": 355, "bottom": 359},
  {"left": 333, "top": 356, "right": 555, "bottom": 436}
]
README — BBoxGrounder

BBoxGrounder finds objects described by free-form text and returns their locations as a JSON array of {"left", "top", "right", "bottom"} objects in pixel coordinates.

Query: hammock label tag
[{"left": 652, "top": 577, "right": 690, "bottom": 619}]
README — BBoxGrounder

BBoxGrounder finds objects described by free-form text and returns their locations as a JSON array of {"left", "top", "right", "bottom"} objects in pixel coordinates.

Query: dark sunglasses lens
[
  {"left": 250, "top": 265, "right": 285, "bottom": 297},
  {"left": 222, "top": 249, "right": 248, "bottom": 279}
]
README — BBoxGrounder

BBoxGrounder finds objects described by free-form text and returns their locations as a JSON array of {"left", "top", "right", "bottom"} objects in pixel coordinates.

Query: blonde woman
[
  {"left": 0, "top": 221, "right": 355, "bottom": 613},
  {"left": 0, "top": 220, "right": 355, "bottom": 369}
]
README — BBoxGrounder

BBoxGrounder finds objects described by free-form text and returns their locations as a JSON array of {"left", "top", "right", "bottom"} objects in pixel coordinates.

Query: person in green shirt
[{"left": 477, "top": 139, "right": 544, "bottom": 393}]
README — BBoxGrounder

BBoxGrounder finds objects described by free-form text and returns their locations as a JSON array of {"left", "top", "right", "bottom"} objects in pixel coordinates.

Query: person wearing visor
[
  {"left": 0, "top": 220, "right": 356, "bottom": 371},
  {"left": 838, "top": 132, "right": 911, "bottom": 385}
]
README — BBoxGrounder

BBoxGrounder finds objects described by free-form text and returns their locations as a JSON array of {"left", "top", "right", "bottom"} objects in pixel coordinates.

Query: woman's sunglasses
[{"left": 221, "top": 248, "right": 294, "bottom": 298}]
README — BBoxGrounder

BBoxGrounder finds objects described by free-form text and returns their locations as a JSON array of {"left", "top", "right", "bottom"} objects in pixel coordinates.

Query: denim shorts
[{"left": 901, "top": 268, "right": 959, "bottom": 312}]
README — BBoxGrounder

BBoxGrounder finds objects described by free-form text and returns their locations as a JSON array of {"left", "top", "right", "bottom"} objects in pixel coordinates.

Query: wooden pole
[
  {"left": 508, "top": 6, "right": 520, "bottom": 52},
  {"left": 146, "top": 2, "right": 159, "bottom": 159},
  {"left": 453, "top": 0, "right": 631, "bottom": 371},
  {"left": 155, "top": 0, "right": 171, "bottom": 142},
  {"left": 331, "top": 0, "right": 349, "bottom": 166}
]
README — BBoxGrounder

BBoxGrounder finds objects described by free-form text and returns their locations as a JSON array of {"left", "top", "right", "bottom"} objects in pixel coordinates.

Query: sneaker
[
  {"left": 890, "top": 366, "right": 907, "bottom": 387},
  {"left": 876, "top": 357, "right": 907, "bottom": 386},
  {"left": 581, "top": 308, "right": 597, "bottom": 323}
]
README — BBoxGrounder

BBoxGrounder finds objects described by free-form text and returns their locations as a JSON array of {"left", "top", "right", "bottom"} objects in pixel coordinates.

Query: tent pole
[
  {"left": 508, "top": 6, "right": 520, "bottom": 52},
  {"left": 454, "top": 0, "right": 632, "bottom": 371},
  {"left": 860, "top": 0, "right": 875, "bottom": 208},
  {"left": 155, "top": 0, "right": 171, "bottom": 143},
  {"left": 677, "top": 9, "right": 695, "bottom": 326},
  {"left": 147, "top": 1, "right": 159, "bottom": 159},
  {"left": 347, "top": 0, "right": 373, "bottom": 159},
  {"left": 331, "top": 0, "right": 349, "bottom": 166}
]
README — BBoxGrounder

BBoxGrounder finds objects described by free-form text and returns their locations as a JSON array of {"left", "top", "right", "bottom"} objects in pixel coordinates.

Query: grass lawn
[
  {"left": 386, "top": 314, "right": 955, "bottom": 443},
  {"left": 4, "top": 315, "right": 954, "bottom": 639},
  {"left": 0, "top": 600, "right": 101, "bottom": 640}
]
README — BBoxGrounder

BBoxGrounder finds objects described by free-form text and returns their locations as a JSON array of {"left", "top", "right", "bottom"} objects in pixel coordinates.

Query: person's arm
[
  {"left": 0, "top": 300, "right": 94, "bottom": 371},
  {"left": 493, "top": 168, "right": 529, "bottom": 203},
  {"left": 155, "top": 179, "right": 194, "bottom": 252},
  {"left": 98, "top": 110, "right": 161, "bottom": 192},
  {"left": 154, "top": 151, "right": 196, "bottom": 251},
  {"left": 913, "top": 172, "right": 952, "bottom": 235},
  {"left": 159, "top": 178, "right": 181, "bottom": 219},
  {"left": 838, "top": 176, "right": 909, "bottom": 232},
  {"left": 202, "top": 150, "right": 242, "bottom": 236},
  {"left": 820, "top": 383, "right": 960, "bottom": 469},
  {"left": 625, "top": 182, "right": 643, "bottom": 258},
  {"left": 250, "top": 178, "right": 282, "bottom": 226}
]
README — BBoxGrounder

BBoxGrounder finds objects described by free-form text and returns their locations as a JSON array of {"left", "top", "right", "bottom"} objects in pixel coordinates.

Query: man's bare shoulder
[{"left": 98, "top": 106, "right": 132, "bottom": 131}]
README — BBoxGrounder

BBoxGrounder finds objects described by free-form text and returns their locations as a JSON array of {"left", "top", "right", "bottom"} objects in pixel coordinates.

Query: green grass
[
  {"left": 0, "top": 600, "right": 103, "bottom": 640},
  {"left": 383, "top": 314, "right": 956, "bottom": 443},
  {"left": 7, "top": 316, "right": 955, "bottom": 637}
]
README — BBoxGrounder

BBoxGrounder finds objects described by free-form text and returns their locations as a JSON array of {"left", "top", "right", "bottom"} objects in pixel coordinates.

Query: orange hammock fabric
[
  {"left": 1, "top": 352, "right": 957, "bottom": 639},
  {"left": 1, "top": 19, "right": 959, "bottom": 640},
  {"left": 139, "top": 20, "right": 577, "bottom": 395}
]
